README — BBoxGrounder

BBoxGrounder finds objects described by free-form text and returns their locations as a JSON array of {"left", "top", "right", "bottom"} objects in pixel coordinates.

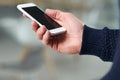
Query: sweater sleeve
[{"left": 80, "top": 25, "right": 120, "bottom": 61}]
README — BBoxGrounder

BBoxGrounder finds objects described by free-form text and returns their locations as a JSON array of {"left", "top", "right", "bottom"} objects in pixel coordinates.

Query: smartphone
[{"left": 17, "top": 3, "right": 66, "bottom": 36}]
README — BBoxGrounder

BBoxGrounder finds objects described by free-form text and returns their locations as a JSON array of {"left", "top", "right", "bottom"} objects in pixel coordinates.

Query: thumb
[{"left": 45, "top": 9, "right": 62, "bottom": 20}]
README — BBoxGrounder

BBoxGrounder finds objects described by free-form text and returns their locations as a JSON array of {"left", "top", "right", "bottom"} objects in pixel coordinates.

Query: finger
[
  {"left": 31, "top": 21, "right": 39, "bottom": 32},
  {"left": 42, "top": 30, "right": 51, "bottom": 45},
  {"left": 45, "top": 9, "right": 62, "bottom": 20},
  {"left": 36, "top": 25, "right": 47, "bottom": 40},
  {"left": 23, "top": 14, "right": 30, "bottom": 19}
]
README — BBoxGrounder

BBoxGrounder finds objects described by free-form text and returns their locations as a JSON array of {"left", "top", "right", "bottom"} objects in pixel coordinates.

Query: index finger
[{"left": 23, "top": 14, "right": 30, "bottom": 19}]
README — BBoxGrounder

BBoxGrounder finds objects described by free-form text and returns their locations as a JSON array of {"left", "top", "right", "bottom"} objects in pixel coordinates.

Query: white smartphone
[{"left": 17, "top": 3, "right": 66, "bottom": 36}]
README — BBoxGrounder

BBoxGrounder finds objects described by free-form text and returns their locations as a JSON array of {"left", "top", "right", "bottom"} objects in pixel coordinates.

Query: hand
[{"left": 30, "top": 9, "right": 84, "bottom": 54}]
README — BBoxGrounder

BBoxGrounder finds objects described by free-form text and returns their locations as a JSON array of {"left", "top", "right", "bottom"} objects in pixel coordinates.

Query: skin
[{"left": 24, "top": 9, "right": 84, "bottom": 54}]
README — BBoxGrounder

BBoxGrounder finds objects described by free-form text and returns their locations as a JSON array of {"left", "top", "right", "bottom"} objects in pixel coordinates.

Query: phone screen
[{"left": 22, "top": 6, "right": 61, "bottom": 30}]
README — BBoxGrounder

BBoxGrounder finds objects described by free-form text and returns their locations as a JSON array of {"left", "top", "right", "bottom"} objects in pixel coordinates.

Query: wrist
[{"left": 76, "top": 24, "right": 84, "bottom": 53}]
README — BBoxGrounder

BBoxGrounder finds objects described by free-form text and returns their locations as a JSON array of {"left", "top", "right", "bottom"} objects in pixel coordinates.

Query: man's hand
[{"left": 27, "top": 9, "right": 84, "bottom": 54}]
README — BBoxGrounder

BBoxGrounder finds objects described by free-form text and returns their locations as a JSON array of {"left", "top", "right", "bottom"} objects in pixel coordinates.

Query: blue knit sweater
[
  {"left": 80, "top": 1, "right": 120, "bottom": 79},
  {"left": 80, "top": 25, "right": 120, "bottom": 80}
]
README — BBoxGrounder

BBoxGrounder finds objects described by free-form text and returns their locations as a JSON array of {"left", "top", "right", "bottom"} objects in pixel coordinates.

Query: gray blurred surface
[{"left": 0, "top": 39, "right": 112, "bottom": 80}]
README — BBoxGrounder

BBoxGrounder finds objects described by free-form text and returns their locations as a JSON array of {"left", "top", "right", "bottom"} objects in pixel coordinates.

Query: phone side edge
[{"left": 49, "top": 27, "right": 66, "bottom": 36}]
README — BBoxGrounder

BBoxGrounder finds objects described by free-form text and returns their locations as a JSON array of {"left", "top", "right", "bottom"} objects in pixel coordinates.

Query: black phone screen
[{"left": 22, "top": 6, "right": 61, "bottom": 30}]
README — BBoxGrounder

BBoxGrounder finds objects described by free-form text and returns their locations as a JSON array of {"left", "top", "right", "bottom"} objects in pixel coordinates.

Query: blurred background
[{"left": 0, "top": 0, "right": 119, "bottom": 80}]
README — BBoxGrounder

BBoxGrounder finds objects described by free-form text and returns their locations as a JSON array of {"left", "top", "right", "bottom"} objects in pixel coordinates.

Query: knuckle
[{"left": 37, "top": 34, "right": 42, "bottom": 40}]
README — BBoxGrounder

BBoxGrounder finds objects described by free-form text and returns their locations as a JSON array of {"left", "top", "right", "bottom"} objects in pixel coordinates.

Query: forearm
[{"left": 80, "top": 25, "right": 120, "bottom": 61}]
